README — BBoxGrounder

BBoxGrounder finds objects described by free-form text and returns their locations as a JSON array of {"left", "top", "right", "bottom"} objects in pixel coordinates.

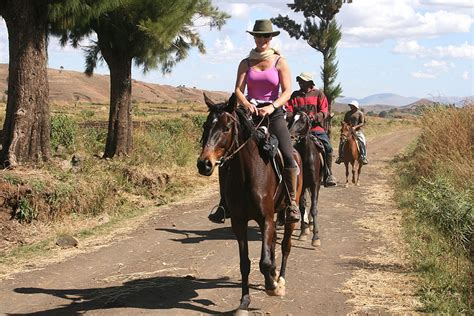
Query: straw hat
[{"left": 247, "top": 19, "right": 280, "bottom": 36}]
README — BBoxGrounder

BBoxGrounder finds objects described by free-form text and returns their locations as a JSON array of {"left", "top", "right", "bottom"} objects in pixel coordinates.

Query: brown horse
[
  {"left": 197, "top": 93, "right": 303, "bottom": 314},
  {"left": 340, "top": 122, "right": 363, "bottom": 186},
  {"left": 287, "top": 111, "right": 323, "bottom": 246}
]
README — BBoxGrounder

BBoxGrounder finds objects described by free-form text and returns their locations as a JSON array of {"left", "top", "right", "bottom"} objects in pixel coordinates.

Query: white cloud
[
  {"left": 462, "top": 71, "right": 470, "bottom": 80},
  {"left": 205, "top": 35, "right": 247, "bottom": 63},
  {"left": 419, "top": 0, "right": 473, "bottom": 9},
  {"left": 423, "top": 60, "right": 454, "bottom": 72},
  {"left": 393, "top": 40, "right": 474, "bottom": 59},
  {"left": 339, "top": 0, "right": 473, "bottom": 45},
  {"left": 435, "top": 42, "right": 474, "bottom": 59},
  {"left": 226, "top": 4, "right": 250, "bottom": 19},
  {"left": 393, "top": 40, "right": 428, "bottom": 57},
  {"left": 412, "top": 71, "right": 437, "bottom": 78}
]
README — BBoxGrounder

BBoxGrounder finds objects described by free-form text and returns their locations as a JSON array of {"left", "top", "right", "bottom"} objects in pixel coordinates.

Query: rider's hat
[
  {"left": 348, "top": 100, "right": 360, "bottom": 109},
  {"left": 296, "top": 72, "right": 315, "bottom": 86},
  {"left": 247, "top": 19, "right": 280, "bottom": 37}
]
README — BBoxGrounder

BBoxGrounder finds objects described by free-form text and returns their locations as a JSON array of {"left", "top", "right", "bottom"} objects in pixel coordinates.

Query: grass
[{"left": 393, "top": 105, "right": 473, "bottom": 314}]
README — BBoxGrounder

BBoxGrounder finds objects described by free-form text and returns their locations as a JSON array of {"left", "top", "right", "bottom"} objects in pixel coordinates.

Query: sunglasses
[{"left": 254, "top": 33, "right": 272, "bottom": 39}]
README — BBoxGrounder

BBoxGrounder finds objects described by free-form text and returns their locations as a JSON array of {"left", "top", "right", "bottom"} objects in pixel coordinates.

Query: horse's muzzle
[{"left": 197, "top": 158, "right": 215, "bottom": 176}]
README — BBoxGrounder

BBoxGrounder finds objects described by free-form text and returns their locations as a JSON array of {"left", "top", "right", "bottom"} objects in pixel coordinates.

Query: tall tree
[
  {"left": 0, "top": 1, "right": 50, "bottom": 167},
  {"left": 57, "top": 0, "right": 229, "bottom": 158},
  {"left": 272, "top": 0, "right": 351, "bottom": 133},
  {"left": 0, "top": 0, "right": 123, "bottom": 167}
]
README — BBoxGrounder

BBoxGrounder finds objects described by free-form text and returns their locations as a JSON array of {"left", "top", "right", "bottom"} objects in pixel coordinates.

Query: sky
[{"left": 0, "top": 0, "right": 473, "bottom": 99}]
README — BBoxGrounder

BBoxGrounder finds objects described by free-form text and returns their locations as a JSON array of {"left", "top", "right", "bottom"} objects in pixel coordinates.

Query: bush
[
  {"left": 51, "top": 114, "right": 77, "bottom": 151},
  {"left": 394, "top": 105, "right": 473, "bottom": 314}
]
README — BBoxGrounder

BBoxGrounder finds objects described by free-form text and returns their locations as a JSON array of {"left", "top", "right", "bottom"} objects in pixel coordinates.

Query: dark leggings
[{"left": 268, "top": 109, "right": 297, "bottom": 168}]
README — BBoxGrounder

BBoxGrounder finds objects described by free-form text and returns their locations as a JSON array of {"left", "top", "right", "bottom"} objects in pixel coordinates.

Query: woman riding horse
[
  {"left": 197, "top": 93, "right": 303, "bottom": 313},
  {"left": 209, "top": 19, "right": 300, "bottom": 224}
]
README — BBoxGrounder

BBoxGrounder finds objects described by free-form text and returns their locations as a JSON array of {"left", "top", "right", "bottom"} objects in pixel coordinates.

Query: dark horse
[
  {"left": 197, "top": 93, "right": 303, "bottom": 314},
  {"left": 287, "top": 111, "right": 323, "bottom": 247},
  {"left": 340, "top": 121, "right": 363, "bottom": 186}
]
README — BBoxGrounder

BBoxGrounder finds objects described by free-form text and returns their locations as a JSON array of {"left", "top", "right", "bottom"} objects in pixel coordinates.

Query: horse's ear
[
  {"left": 203, "top": 93, "right": 215, "bottom": 109},
  {"left": 225, "top": 93, "right": 237, "bottom": 112}
]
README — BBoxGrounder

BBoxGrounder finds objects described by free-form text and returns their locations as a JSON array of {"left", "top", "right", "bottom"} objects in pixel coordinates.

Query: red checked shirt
[{"left": 285, "top": 88, "right": 328, "bottom": 132}]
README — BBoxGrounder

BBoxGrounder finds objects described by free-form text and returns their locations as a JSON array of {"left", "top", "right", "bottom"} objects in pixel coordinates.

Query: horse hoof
[
  {"left": 312, "top": 239, "right": 321, "bottom": 247},
  {"left": 277, "top": 276, "right": 286, "bottom": 287},
  {"left": 298, "top": 228, "right": 310, "bottom": 240},
  {"left": 234, "top": 309, "right": 249, "bottom": 316}
]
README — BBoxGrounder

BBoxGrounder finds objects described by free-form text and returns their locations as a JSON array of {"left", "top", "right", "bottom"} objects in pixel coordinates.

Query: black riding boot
[
  {"left": 324, "top": 154, "right": 337, "bottom": 187},
  {"left": 283, "top": 167, "right": 300, "bottom": 224},
  {"left": 335, "top": 141, "right": 344, "bottom": 164}
]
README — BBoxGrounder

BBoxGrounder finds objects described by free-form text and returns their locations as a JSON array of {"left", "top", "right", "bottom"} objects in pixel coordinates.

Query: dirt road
[{"left": 0, "top": 129, "right": 419, "bottom": 315}]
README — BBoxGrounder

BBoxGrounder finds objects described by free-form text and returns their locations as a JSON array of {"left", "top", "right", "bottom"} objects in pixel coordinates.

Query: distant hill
[
  {"left": 337, "top": 93, "right": 419, "bottom": 107},
  {"left": 0, "top": 64, "right": 230, "bottom": 105}
]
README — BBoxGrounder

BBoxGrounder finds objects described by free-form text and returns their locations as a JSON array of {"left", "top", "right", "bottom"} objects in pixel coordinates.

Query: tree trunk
[
  {"left": 0, "top": 1, "right": 51, "bottom": 166},
  {"left": 101, "top": 50, "right": 133, "bottom": 158},
  {"left": 322, "top": 51, "right": 332, "bottom": 136}
]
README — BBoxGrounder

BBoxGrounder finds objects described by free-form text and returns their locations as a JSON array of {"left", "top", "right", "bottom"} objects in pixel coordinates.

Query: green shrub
[
  {"left": 15, "top": 198, "right": 36, "bottom": 223},
  {"left": 51, "top": 114, "right": 77, "bottom": 151}
]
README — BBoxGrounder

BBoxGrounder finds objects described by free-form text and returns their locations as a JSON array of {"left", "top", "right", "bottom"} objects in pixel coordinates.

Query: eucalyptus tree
[
  {"left": 57, "top": 0, "right": 229, "bottom": 158},
  {"left": 0, "top": 0, "right": 123, "bottom": 166},
  {"left": 272, "top": 0, "right": 352, "bottom": 132}
]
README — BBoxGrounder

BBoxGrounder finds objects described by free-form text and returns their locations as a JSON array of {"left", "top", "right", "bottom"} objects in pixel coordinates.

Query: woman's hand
[
  {"left": 257, "top": 104, "right": 275, "bottom": 117},
  {"left": 245, "top": 101, "right": 258, "bottom": 114}
]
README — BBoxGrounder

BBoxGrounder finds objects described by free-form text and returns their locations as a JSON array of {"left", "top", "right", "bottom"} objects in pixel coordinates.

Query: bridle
[
  {"left": 214, "top": 110, "right": 266, "bottom": 166},
  {"left": 289, "top": 112, "right": 310, "bottom": 145}
]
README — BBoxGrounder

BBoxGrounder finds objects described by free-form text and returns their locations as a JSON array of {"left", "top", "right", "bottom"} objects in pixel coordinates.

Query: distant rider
[{"left": 335, "top": 100, "right": 368, "bottom": 165}]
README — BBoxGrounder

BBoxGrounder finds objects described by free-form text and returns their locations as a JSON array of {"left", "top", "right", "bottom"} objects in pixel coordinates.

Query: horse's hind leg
[{"left": 231, "top": 219, "right": 251, "bottom": 312}]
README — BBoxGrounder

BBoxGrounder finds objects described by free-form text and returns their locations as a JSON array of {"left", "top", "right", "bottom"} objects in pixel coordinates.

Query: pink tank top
[{"left": 246, "top": 57, "right": 281, "bottom": 102}]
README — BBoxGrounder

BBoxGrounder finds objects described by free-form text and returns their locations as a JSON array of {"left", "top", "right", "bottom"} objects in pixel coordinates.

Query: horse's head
[
  {"left": 288, "top": 111, "right": 311, "bottom": 143},
  {"left": 197, "top": 93, "right": 238, "bottom": 176},
  {"left": 340, "top": 121, "right": 354, "bottom": 142}
]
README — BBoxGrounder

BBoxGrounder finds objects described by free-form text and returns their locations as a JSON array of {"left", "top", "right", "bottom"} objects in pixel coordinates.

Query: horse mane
[{"left": 235, "top": 107, "right": 256, "bottom": 141}]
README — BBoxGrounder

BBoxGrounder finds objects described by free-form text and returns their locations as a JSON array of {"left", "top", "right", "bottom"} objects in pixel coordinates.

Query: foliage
[
  {"left": 51, "top": 114, "right": 77, "bottom": 151},
  {"left": 394, "top": 105, "right": 473, "bottom": 313},
  {"left": 15, "top": 198, "right": 37, "bottom": 223},
  {"left": 272, "top": 0, "right": 351, "bottom": 106},
  {"left": 54, "top": 0, "right": 229, "bottom": 75}
]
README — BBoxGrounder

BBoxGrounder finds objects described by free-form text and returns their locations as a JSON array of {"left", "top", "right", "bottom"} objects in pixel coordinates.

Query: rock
[{"left": 56, "top": 234, "right": 78, "bottom": 248}]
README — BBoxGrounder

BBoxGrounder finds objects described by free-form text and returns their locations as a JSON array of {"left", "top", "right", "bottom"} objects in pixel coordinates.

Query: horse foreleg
[
  {"left": 277, "top": 221, "right": 296, "bottom": 297},
  {"left": 344, "top": 163, "right": 350, "bottom": 186},
  {"left": 310, "top": 184, "right": 321, "bottom": 247},
  {"left": 231, "top": 219, "right": 251, "bottom": 312},
  {"left": 351, "top": 162, "right": 357, "bottom": 184},
  {"left": 259, "top": 216, "right": 278, "bottom": 296}
]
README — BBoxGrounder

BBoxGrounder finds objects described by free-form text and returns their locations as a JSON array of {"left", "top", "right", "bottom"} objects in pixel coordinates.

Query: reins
[{"left": 217, "top": 113, "right": 267, "bottom": 166}]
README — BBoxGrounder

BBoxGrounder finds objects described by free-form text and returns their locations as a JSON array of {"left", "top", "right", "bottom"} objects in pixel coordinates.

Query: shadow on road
[
  {"left": 156, "top": 225, "right": 261, "bottom": 243},
  {"left": 11, "top": 275, "right": 240, "bottom": 315}
]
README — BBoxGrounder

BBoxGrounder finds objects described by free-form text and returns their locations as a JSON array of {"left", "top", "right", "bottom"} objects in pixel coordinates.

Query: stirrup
[
  {"left": 335, "top": 157, "right": 343, "bottom": 164},
  {"left": 208, "top": 205, "right": 228, "bottom": 224}
]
